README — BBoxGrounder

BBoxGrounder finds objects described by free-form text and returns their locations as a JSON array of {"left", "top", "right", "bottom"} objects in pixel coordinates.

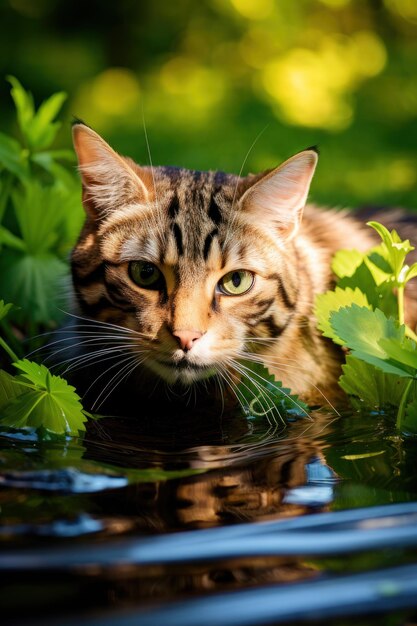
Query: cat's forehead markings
[
  {"left": 163, "top": 232, "right": 180, "bottom": 266},
  {"left": 119, "top": 236, "right": 161, "bottom": 264},
  {"left": 98, "top": 202, "right": 152, "bottom": 235}
]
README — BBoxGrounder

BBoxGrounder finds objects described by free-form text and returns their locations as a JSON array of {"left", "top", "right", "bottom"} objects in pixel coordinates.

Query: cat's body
[{"left": 64, "top": 124, "right": 417, "bottom": 413}]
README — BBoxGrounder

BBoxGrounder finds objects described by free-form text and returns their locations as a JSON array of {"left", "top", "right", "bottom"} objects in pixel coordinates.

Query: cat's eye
[
  {"left": 218, "top": 270, "right": 254, "bottom": 296},
  {"left": 129, "top": 261, "right": 163, "bottom": 290}
]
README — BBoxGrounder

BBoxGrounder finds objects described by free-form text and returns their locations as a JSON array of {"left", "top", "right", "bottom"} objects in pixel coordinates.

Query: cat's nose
[{"left": 172, "top": 329, "right": 203, "bottom": 352}]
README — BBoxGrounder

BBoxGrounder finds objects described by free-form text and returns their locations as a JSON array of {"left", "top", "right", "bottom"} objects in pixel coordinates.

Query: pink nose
[{"left": 172, "top": 329, "right": 202, "bottom": 351}]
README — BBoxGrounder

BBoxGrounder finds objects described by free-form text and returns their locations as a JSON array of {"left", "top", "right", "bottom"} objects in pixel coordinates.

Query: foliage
[
  {"left": 315, "top": 222, "right": 417, "bottom": 435},
  {"left": 0, "top": 79, "right": 86, "bottom": 435},
  {"left": 0, "top": 302, "right": 88, "bottom": 437},
  {"left": 0, "top": 77, "right": 84, "bottom": 338},
  {"left": 315, "top": 287, "right": 370, "bottom": 345}
]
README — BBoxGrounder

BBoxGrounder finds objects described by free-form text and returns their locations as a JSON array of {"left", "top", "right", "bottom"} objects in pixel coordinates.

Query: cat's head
[{"left": 71, "top": 123, "right": 317, "bottom": 386}]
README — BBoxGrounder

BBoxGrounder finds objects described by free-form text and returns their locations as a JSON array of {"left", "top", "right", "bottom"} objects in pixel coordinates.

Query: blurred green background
[{"left": 2, "top": 0, "right": 417, "bottom": 208}]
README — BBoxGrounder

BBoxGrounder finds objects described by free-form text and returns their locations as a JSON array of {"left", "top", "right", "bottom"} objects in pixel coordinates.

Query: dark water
[{"left": 1, "top": 407, "right": 417, "bottom": 626}]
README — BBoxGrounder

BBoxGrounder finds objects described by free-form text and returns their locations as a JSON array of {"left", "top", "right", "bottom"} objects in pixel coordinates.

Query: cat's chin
[{"left": 146, "top": 359, "right": 217, "bottom": 385}]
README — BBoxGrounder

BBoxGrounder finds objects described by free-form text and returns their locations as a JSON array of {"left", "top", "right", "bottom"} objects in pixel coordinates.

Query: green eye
[
  {"left": 129, "top": 261, "right": 162, "bottom": 289},
  {"left": 218, "top": 270, "right": 254, "bottom": 296}
]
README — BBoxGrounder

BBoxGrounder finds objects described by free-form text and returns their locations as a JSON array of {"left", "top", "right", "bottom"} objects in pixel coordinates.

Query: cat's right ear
[
  {"left": 72, "top": 123, "right": 150, "bottom": 218},
  {"left": 239, "top": 149, "right": 318, "bottom": 241}
]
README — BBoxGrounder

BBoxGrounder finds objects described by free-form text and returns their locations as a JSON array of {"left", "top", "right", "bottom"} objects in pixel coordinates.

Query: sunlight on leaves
[
  {"left": 339, "top": 355, "right": 408, "bottom": 408},
  {"left": 330, "top": 305, "right": 414, "bottom": 377},
  {"left": 315, "top": 287, "right": 370, "bottom": 344},
  {"left": 0, "top": 359, "right": 88, "bottom": 436},
  {"left": 7, "top": 75, "right": 67, "bottom": 151}
]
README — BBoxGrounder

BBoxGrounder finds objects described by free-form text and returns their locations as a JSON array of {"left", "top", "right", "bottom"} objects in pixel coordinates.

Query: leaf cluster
[
  {"left": 0, "top": 77, "right": 84, "bottom": 337},
  {"left": 0, "top": 300, "right": 88, "bottom": 436},
  {"left": 315, "top": 221, "right": 417, "bottom": 434}
]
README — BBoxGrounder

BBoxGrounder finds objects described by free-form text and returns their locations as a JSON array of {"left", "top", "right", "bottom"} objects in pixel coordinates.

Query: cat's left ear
[
  {"left": 239, "top": 149, "right": 318, "bottom": 241},
  {"left": 72, "top": 122, "right": 150, "bottom": 218}
]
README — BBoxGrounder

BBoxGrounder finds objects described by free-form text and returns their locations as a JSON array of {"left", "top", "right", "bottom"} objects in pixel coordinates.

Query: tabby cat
[{"left": 66, "top": 123, "right": 415, "bottom": 413}]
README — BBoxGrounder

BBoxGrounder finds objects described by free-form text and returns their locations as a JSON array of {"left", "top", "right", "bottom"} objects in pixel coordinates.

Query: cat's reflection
[
  {"left": 73, "top": 413, "right": 336, "bottom": 610},
  {"left": 86, "top": 409, "right": 336, "bottom": 531}
]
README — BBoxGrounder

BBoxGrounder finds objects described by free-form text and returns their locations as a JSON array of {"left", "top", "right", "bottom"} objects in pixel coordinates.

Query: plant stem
[
  {"left": 396, "top": 378, "right": 413, "bottom": 430},
  {"left": 0, "top": 335, "right": 19, "bottom": 363},
  {"left": 0, "top": 320, "right": 22, "bottom": 359},
  {"left": 398, "top": 285, "right": 405, "bottom": 326}
]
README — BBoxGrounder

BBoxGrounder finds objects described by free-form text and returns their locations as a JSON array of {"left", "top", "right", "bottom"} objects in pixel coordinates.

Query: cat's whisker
[
  {"left": 93, "top": 354, "right": 146, "bottom": 412},
  {"left": 213, "top": 371, "right": 226, "bottom": 415},
  {"left": 88, "top": 351, "right": 147, "bottom": 411},
  {"left": 26, "top": 333, "right": 140, "bottom": 359},
  {"left": 216, "top": 364, "right": 246, "bottom": 417},
  {"left": 59, "top": 345, "right": 143, "bottom": 375},
  {"left": 141, "top": 109, "right": 168, "bottom": 247},
  {"left": 239, "top": 351, "right": 341, "bottom": 416},
  {"left": 224, "top": 358, "right": 281, "bottom": 426},
  {"left": 233, "top": 357, "right": 311, "bottom": 420},
  {"left": 224, "top": 125, "right": 269, "bottom": 248},
  {"left": 226, "top": 358, "right": 285, "bottom": 426},
  {"left": 57, "top": 310, "right": 144, "bottom": 336},
  {"left": 40, "top": 337, "right": 138, "bottom": 364}
]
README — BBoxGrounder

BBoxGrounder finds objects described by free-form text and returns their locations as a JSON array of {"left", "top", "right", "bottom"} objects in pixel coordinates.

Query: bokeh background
[{"left": 2, "top": 0, "right": 417, "bottom": 208}]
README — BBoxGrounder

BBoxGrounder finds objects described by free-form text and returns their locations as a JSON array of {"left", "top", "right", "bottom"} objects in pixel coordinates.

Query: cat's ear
[
  {"left": 239, "top": 149, "right": 318, "bottom": 240},
  {"left": 72, "top": 123, "right": 150, "bottom": 218}
]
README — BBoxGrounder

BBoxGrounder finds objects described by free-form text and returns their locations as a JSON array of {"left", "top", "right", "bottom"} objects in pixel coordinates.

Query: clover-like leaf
[
  {"left": 0, "top": 359, "right": 88, "bottom": 436},
  {"left": 0, "top": 369, "right": 26, "bottom": 406},
  {"left": 378, "top": 337, "right": 417, "bottom": 370},
  {"left": 331, "top": 249, "right": 364, "bottom": 279},
  {"left": 315, "top": 287, "right": 370, "bottom": 344},
  {"left": 330, "top": 305, "right": 413, "bottom": 378},
  {"left": 339, "top": 355, "right": 408, "bottom": 409}
]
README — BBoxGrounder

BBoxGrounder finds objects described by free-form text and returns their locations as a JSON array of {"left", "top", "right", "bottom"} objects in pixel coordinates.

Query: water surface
[{"left": 1, "top": 407, "right": 417, "bottom": 625}]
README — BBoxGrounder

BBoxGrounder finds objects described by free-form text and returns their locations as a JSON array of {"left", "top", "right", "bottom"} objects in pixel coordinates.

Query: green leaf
[
  {"left": 315, "top": 287, "right": 370, "bottom": 344},
  {"left": 0, "top": 131, "right": 29, "bottom": 180},
  {"left": 10, "top": 179, "right": 82, "bottom": 253},
  {"left": 337, "top": 259, "right": 396, "bottom": 316},
  {"left": 0, "top": 359, "right": 88, "bottom": 435},
  {"left": 367, "top": 221, "right": 414, "bottom": 282},
  {"left": 0, "top": 300, "right": 13, "bottom": 322},
  {"left": 0, "top": 226, "right": 26, "bottom": 251},
  {"left": 364, "top": 248, "right": 393, "bottom": 286},
  {"left": 404, "top": 263, "right": 417, "bottom": 283},
  {"left": 237, "top": 360, "right": 309, "bottom": 420},
  {"left": 331, "top": 248, "right": 364, "bottom": 279},
  {"left": 7, "top": 75, "right": 35, "bottom": 140},
  {"left": 339, "top": 355, "right": 409, "bottom": 408},
  {"left": 0, "top": 369, "right": 26, "bottom": 407},
  {"left": 7, "top": 77, "right": 68, "bottom": 151},
  {"left": 378, "top": 337, "right": 417, "bottom": 370},
  {"left": 28, "top": 91, "right": 67, "bottom": 150},
  {"left": 0, "top": 249, "right": 67, "bottom": 324},
  {"left": 31, "top": 153, "right": 78, "bottom": 190},
  {"left": 330, "top": 305, "right": 413, "bottom": 377}
]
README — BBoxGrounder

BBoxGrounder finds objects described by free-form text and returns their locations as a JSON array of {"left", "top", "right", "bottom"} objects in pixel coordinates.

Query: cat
[{"left": 64, "top": 122, "right": 417, "bottom": 414}]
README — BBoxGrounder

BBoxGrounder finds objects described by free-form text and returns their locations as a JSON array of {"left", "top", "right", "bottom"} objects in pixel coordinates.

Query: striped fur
[{"left": 68, "top": 124, "right": 417, "bottom": 409}]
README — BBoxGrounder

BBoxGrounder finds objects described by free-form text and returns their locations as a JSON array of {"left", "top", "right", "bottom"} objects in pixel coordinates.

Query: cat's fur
[{"left": 66, "top": 123, "right": 417, "bottom": 412}]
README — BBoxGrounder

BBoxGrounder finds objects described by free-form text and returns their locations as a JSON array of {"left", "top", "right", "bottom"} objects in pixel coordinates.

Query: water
[{"left": 1, "top": 407, "right": 417, "bottom": 625}]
